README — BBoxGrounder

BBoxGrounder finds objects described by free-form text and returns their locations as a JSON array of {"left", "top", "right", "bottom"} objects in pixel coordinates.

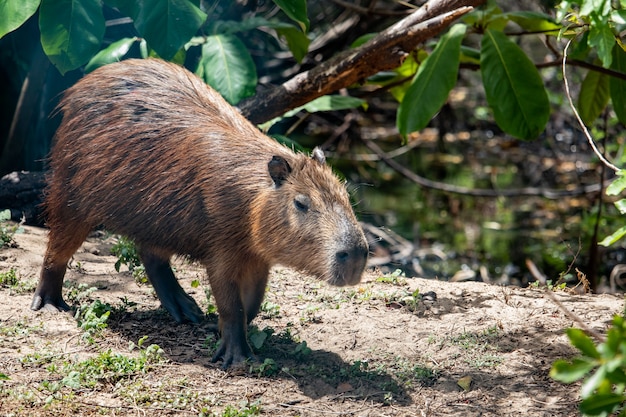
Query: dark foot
[
  {"left": 211, "top": 339, "right": 255, "bottom": 369},
  {"left": 161, "top": 291, "right": 205, "bottom": 324},
  {"left": 31, "top": 293, "right": 70, "bottom": 312}
]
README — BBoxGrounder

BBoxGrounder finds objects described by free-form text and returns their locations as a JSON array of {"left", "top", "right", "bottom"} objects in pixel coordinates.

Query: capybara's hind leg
[
  {"left": 31, "top": 224, "right": 91, "bottom": 312},
  {"left": 138, "top": 248, "right": 204, "bottom": 323}
]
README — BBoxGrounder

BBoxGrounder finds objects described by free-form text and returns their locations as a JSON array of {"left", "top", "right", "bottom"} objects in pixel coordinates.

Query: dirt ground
[{"left": 0, "top": 225, "right": 623, "bottom": 416}]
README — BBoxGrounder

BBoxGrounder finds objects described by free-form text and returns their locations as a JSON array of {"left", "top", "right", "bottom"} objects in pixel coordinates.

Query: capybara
[{"left": 32, "top": 58, "right": 369, "bottom": 368}]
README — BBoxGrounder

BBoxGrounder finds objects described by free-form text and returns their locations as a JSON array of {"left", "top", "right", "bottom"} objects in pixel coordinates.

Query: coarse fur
[{"left": 32, "top": 58, "right": 368, "bottom": 368}]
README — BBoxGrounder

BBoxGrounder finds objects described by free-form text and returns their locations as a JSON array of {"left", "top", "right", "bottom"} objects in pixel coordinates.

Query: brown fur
[{"left": 32, "top": 58, "right": 368, "bottom": 368}]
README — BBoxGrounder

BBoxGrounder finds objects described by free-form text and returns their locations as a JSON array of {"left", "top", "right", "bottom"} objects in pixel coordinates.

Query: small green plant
[
  {"left": 54, "top": 342, "right": 165, "bottom": 390},
  {"left": 292, "top": 341, "right": 312, "bottom": 360},
  {"left": 111, "top": 236, "right": 147, "bottom": 283},
  {"left": 64, "top": 282, "right": 98, "bottom": 304},
  {"left": 376, "top": 269, "right": 407, "bottom": 285},
  {"left": 551, "top": 314, "right": 626, "bottom": 416},
  {"left": 249, "top": 358, "right": 278, "bottom": 377},
  {"left": 384, "top": 288, "right": 422, "bottom": 312},
  {"left": 449, "top": 326, "right": 503, "bottom": 368},
  {"left": 75, "top": 299, "right": 112, "bottom": 343},
  {"left": 0, "top": 268, "right": 18, "bottom": 287},
  {"left": 204, "top": 287, "right": 218, "bottom": 315},
  {"left": 529, "top": 279, "right": 567, "bottom": 291},
  {"left": 249, "top": 326, "right": 274, "bottom": 350},
  {"left": 0, "top": 209, "right": 22, "bottom": 248},
  {"left": 260, "top": 301, "right": 280, "bottom": 318},
  {"left": 221, "top": 401, "right": 262, "bottom": 417}
]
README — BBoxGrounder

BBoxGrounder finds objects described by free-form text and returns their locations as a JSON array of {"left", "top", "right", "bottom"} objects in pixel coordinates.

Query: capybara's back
[{"left": 33, "top": 58, "right": 368, "bottom": 368}]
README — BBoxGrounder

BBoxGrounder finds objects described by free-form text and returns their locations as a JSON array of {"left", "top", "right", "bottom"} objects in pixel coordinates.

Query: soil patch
[{"left": 0, "top": 225, "right": 622, "bottom": 416}]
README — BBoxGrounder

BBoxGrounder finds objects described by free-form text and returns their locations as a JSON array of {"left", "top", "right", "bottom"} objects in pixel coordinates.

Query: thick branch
[{"left": 239, "top": 0, "right": 485, "bottom": 124}]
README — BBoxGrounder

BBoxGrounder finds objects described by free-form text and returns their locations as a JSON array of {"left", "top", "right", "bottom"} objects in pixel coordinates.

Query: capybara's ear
[
  {"left": 312, "top": 147, "right": 326, "bottom": 164},
  {"left": 268, "top": 155, "right": 292, "bottom": 187}
]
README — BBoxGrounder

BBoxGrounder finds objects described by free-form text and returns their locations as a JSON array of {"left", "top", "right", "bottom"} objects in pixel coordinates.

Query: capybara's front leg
[
  {"left": 139, "top": 248, "right": 205, "bottom": 323},
  {"left": 207, "top": 269, "right": 253, "bottom": 368},
  {"left": 31, "top": 260, "right": 70, "bottom": 312}
]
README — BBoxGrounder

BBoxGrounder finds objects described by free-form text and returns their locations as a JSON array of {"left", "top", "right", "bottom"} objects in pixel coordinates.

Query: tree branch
[
  {"left": 364, "top": 139, "right": 604, "bottom": 199},
  {"left": 239, "top": 0, "right": 485, "bottom": 124}
]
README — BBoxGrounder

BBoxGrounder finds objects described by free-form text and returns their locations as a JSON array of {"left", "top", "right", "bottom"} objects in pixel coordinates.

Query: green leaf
[
  {"left": 196, "top": 34, "right": 257, "bottom": 105},
  {"left": 505, "top": 11, "right": 560, "bottom": 32},
  {"left": 84, "top": 37, "right": 138, "bottom": 73},
  {"left": 397, "top": 24, "right": 466, "bottom": 136},
  {"left": 588, "top": 14, "right": 615, "bottom": 68},
  {"left": 607, "top": 171, "right": 626, "bottom": 195},
  {"left": 567, "top": 328, "right": 601, "bottom": 358},
  {"left": 249, "top": 330, "right": 268, "bottom": 350},
  {"left": 599, "top": 225, "right": 626, "bottom": 247},
  {"left": 0, "top": 209, "right": 10, "bottom": 221},
  {"left": 260, "top": 95, "right": 365, "bottom": 130},
  {"left": 273, "top": 0, "right": 309, "bottom": 32},
  {"left": 578, "top": 66, "right": 610, "bottom": 125},
  {"left": 580, "top": 393, "right": 625, "bottom": 415},
  {"left": 275, "top": 25, "right": 310, "bottom": 63},
  {"left": 610, "top": 46, "right": 626, "bottom": 124},
  {"left": 211, "top": 18, "right": 309, "bottom": 62},
  {"left": 480, "top": 29, "right": 550, "bottom": 140},
  {"left": 0, "top": 0, "right": 40, "bottom": 39},
  {"left": 122, "top": 0, "right": 207, "bottom": 61},
  {"left": 550, "top": 358, "right": 597, "bottom": 383},
  {"left": 581, "top": 365, "right": 608, "bottom": 398},
  {"left": 298, "top": 95, "right": 365, "bottom": 113},
  {"left": 615, "top": 199, "right": 626, "bottom": 215},
  {"left": 39, "top": 0, "right": 105, "bottom": 74}
]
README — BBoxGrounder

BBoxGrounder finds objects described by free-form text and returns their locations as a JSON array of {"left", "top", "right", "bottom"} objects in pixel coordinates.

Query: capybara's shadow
[{"left": 105, "top": 308, "right": 413, "bottom": 406}]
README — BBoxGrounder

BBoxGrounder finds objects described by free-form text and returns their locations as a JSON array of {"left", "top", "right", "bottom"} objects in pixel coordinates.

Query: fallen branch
[
  {"left": 239, "top": 0, "right": 484, "bottom": 124},
  {"left": 364, "top": 139, "right": 604, "bottom": 198}
]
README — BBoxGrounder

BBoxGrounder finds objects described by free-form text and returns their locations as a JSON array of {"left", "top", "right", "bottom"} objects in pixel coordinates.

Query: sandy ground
[{"left": 0, "top": 225, "right": 623, "bottom": 416}]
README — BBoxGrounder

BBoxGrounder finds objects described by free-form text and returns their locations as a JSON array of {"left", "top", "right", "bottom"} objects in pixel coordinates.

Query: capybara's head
[{"left": 251, "top": 148, "right": 368, "bottom": 286}]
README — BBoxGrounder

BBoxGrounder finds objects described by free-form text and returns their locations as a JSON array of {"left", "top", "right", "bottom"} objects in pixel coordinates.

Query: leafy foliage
[
  {"left": 551, "top": 314, "right": 626, "bottom": 416},
  {"left": 3, "top": 0, "right": 625, "bottom": 140},
  {"left": 397, "top": 23, "right": 466, "bottom": 136},
  {"left": 480, "top": 29, "right": 550, "bottom": 140}
]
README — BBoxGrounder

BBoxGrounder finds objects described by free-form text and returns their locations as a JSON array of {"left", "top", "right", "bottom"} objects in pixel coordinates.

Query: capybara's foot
[
  {"left": 161, "top": 291, "right": 205, "bottom": 324},
  {"left": 211, "top": 340, "right": 255, "bottom": 369},
  {"left": 30, "top": 293, "right": 70, "bottom": 312}
]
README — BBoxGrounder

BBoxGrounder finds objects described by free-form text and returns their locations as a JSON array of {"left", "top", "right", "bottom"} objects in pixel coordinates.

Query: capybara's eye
[{"left": 294, "top": 194, "right": 310, "bottom": 212}]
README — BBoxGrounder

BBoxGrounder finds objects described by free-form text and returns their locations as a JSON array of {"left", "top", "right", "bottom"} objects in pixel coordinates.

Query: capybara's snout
[{"left": 331, "top": 230, "right": 369, "bottom": 286}]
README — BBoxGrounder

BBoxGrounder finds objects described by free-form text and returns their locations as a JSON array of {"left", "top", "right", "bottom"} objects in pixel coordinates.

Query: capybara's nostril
[{"left": 336, "top": 250, "right": 350, "bottom": 264}]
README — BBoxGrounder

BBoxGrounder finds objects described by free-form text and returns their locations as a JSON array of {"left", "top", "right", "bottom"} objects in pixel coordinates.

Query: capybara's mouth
[
  {"left": 328, "top": 257, "right": 367, "bottom": 287},
  {"left": 327, "top": 241, "right": 368, "bottom": 286}
]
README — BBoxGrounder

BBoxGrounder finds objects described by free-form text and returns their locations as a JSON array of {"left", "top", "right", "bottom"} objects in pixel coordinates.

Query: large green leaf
[
  {"left": 122, "top": 0, "right": 206, "bottom": 60},
  {"left": 480, "top": 29, "right": 550, "bottom": 140},
  {"left": 210, "top": 18, "right": 309, "bottom": 63},
  {"left": 588, "top": 13, "right": 615, "bottom": 68},
  {"left": 397, "top": 24, "right": 466, "bottom": 136},
  {"left": 84, "top": 37, "right": 139, "bottom": 73},
  {"left": 550, "top": 358, "right": 596, "bottom": 383},
  {"left": 260, "top": 95, "right": 365, "bottom": 130},
  {"left": 610, "top": 46, "right": 626, "bottom": 124},
  {"left": 273, "top": 0, "right": 309, "bottom": 32},
  {"left": 566, "top": 328, "right": 600, "bottom": 359},
  {"left": 274, "top": 25, "right": 310, "bottom": 63},
  {"left": 580, "top": 393, "right": 626, "bottom": 416},
  {"left": 196, "top": 34, "right": 257, "bottom": 105},
  {"left": 578, "top": 66, "right": 610, "bottom": 125},
  {"left": 39, "top": 0, "right": 105, "bottom": 74},
  {"left": 0, "top": 0, "right": 40, "bottom": 39},
  {"left": 504, "top": 11, "right": 560, "bottom": 32}
]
